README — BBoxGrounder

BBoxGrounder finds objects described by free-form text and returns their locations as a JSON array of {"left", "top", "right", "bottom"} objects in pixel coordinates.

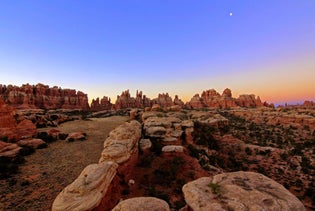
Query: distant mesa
[{"left": 0, "top": 83, "right": 271, "bottom": 111}]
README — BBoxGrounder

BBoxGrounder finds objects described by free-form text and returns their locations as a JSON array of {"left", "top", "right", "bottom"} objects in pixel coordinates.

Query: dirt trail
[{"left": 0, "top": 116, "right": 128, "bottom": 211}]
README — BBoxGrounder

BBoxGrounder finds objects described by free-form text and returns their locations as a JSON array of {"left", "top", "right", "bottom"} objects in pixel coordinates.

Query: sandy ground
[{"left": 0, "top": 116, "right": 128, "bottom": 211}]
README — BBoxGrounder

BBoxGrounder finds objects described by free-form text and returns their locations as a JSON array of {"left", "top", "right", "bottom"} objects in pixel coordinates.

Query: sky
[{"left": 0, "top": 0, "right": 314, "bottom": 105}]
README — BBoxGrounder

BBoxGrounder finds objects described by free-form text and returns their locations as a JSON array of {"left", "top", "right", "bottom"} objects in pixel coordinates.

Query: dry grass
[{"left": 0, "top": 116, "right": 128, "bottom": 211}]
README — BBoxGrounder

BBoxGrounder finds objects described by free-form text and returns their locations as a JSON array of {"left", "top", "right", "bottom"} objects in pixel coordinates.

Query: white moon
[{"left": 229, "top": 12, "right": 233, "bottom": 16}]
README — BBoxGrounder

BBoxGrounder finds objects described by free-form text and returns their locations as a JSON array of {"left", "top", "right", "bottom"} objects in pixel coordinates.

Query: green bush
[{"left": 208, "top": 183, "right": 221, "bottom": 194}]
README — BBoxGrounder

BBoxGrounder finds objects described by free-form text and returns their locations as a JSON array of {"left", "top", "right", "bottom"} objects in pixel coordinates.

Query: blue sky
[{"left": 0, "top": 1, "right": 314, "bottom": 104}]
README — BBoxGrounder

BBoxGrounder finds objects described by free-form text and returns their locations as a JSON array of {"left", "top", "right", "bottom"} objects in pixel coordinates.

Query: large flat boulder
[
  {"left": 182, "top": 171, "right": 306, "bottom": 211},
  {"left": 52, "top": 161, "right": 118, "bottom": 211},
  {"left": 112, "top": 197, "right": 170, "bottom": 211}
]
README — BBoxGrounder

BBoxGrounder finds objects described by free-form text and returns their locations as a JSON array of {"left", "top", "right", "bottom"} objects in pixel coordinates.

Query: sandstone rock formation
[
  {"left": 17, "top": 139, "right": 47, "bottom": 149},
  {"left": 52, "top": 161, "right": 118, "bottom": 211},
  {"left": 90, "top": 96, "right": 112, "bottom": 111},
  {"left": 174, "top": 95, "right": 184, "bottom": 106},
  {"left": 186, "top": 88, "right": 263, "bottom": 109},
  {"left": 111, "top": 197, "right": 170, "bottom": 211},
  {"left": 151, "top": 93, "right": 174, "bottom": 108},
  {"left": 303, "top": 100, "right": 315, "bottom": 107},
  {"left": 0, "top": 99, "right": 37, "bottom": 141},
  {"left": 0, "top": 83, "right": 89, "bottom": 110},
  {"left": 99, "top": 120, "right": 141, "bottom": 164},
  {"left": 182, "top": 171, "right": 306, "bottom": 211},
  {"left": 0, "top": 141, "right": 21, "bottom": 158},
  {"left": 66, "top": 132, "right": 86, "bottom": 142},
  {"left": 115, "top": 90, "right": 151, "bottom": 110}
]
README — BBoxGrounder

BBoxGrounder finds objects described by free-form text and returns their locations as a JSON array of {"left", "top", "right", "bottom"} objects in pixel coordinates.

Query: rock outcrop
[
  {"left": 90, "top": 96, "right": 112, "bottom": 111},
  {"left": 303, "top": 100, "right": 315, "bottom": 107},
  {"left": 52, "top": 161, "right": 118, "bottom": 211},
  {"left": 186, "top": 88, "right": 263, "bottom": 109},
  {"left": 0, "top": 83, "right": 89, "bottom": 110},
  {"left": 151, "top": 93, "right": 174, "bottom": 108},
  {"left": 182, "top": 171, "right": 306, "bottom": 211},
  {"left": 99, "top": 120, "right": 142, "bottom": 164},
  {"left": 111, "top": 197, "right": 170, "bottom": 211},
  {"left": 0, "top": 99, "right": 37, "bottom": 141},
  {"left": 53, "top": 120, "right": 142, "bottom": 211},
  {"left": 0, "top": 141, "right": 22, "bottom": 158},
  {"left": 115, "top": 90, "right": 151, "bottom": 110},
  {"left": 17, "top": 139, "right": 47, "bottom": 149}
]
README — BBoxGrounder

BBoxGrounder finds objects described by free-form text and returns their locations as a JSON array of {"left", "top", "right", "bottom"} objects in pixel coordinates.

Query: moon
[{"left": 229, "top": 12, "right": 233, "bottom": 16}]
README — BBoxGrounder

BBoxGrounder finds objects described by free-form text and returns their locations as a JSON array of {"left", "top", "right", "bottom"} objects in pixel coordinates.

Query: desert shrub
[
  {"left": 245, "top": 147, "right": 252, "bottom": 155},
  {"left": 0, "top": 157, "right": 20, "bottom": 178},
  {"left": 227, "top": 156, "right": 243, "bottom": 171},
  {"left": 156, "top": 113, "right": 164, "bottom": 118},
  {"left": 19, "top": 146, "right": 35, "bottom": 156},
  {"left": 150, "top": 138, "right": 163, "bottom": 156},
  {"left": 187, "top": 144, "right": 200, "bottom": 158},
  {"left": 67, "top": 138, "right": 75, "bottom": 142},
  {"left": 1, "top": 136, "right": 8, "bottom": 142},
  {"left": 170, "top": 157, "right": 185, "bottom": 174},
  {"left": 21, "top": 180, "right": 30, "bottom": 186},
  {"left": 208, "top": 183, "right": 221, "bottom": 194},
  {"left": 37, "top": 132, "right": 56, "bottom": 143},
  {"left": 218, "top": 124, "right": 230, "bottom": 134},
  {"left": 59, "top": 133, "right": 68, "bottom": 140},
  {"left": 121, "top": 188, "right": 130, "bottom": 195},
  {"left": 138, "top": 155, "right": 154, "bottom": 168},
  {"left": 37, "top": 142, "right": 48, "bottom": 149},
  {"left": 193, "top": 121, "right": 219, "bottom": 150},
  {"left": 188, "top": 171, "right": 195, "bottom": 179},
  {"left": 280, "top": 153, "right": 288, "bottom": 160},
  {"left": 174, "top": 200, "right": 186, "bottom": 210},
  {"left": 305, "top": 186, "right": 315, "bottom": 204}
]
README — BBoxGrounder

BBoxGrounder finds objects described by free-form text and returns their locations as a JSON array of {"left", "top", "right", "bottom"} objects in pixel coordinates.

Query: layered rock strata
[
  {"left": 52, "top": 161, "right": 119, "bottom": 211},
  {"left": 0, "top": 99, "right": 37, "bottom": 141},
  {"left": 0, "top": 83, "right": 89, "bottom": 110},
  {"left": 52, "top": 120, "right": 142, "bottom": 211}
]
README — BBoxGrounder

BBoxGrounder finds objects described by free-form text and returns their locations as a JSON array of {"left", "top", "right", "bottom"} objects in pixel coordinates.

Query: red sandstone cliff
[
  {"left": 0, "top": 99, "right": 37, "bottom": 141},
  {"left": 0, "top": 83, "right": 89, "bottom": 110}
]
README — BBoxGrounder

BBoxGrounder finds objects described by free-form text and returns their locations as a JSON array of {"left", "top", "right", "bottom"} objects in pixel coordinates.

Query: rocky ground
[
  {"left": 0, "top": 116, "right": 128, "bottom": 211},
  {"left": 1, "top": 106, "right": 314, "bottom": 210}
]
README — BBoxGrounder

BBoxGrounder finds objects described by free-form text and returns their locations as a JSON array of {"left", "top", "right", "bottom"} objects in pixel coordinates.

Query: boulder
[
  {"left": 129, "top": 109, "right": 138, "bottom": 120},
  {"left": 145, "top": 126, "right": 167, "bottom": 138},
  {"left": 139, "top": 139, "right": 152, "bottom": 151},
  {"left": 66, "top": 132, "right": 86, "bottom": 142},
  {"left": 162, "top": 145, "right": 184, "bottom": 153},
  {"left": 17, "top": 139, "right": 47, "bottom": 149},
  {"left": 52, "top": 161, "right": 118, "bottom": 211},
  {"left": 182, "top": 171, "right": 306, "bottom": 211},
  {"left": 99, "top": 121, "right": 141, "bottom": 164},
  {"left": 16, "top": 119, "right": 37, "bottom": 139},
  {"left": 112, "top": 197, "right": 170, "bottom": 211},
  {"left": 151, "top": 104, "right": 162, "bottom": 112},
  {"left": 0, "top": 141, "right": 21, "bottom": 158}
]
